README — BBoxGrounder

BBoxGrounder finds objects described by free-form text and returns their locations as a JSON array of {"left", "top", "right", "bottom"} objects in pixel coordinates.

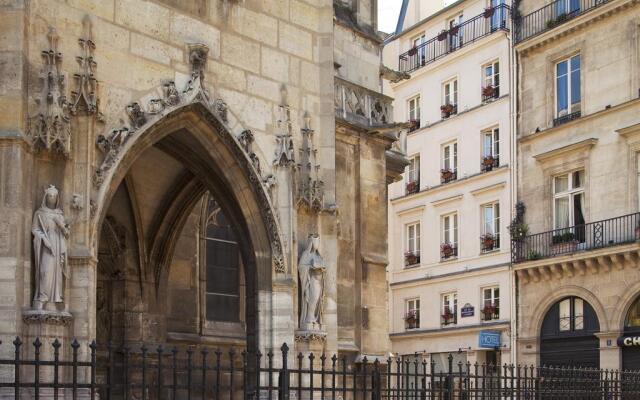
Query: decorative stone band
[
  {"left": 90, "top": 43, "right": 287, "bottom": 274},
  {"left": 23, "top": 310, "right": 73, "bottom": 326},
  {"left": 294, "top": 330, "right": 327, "bottom": 342}
]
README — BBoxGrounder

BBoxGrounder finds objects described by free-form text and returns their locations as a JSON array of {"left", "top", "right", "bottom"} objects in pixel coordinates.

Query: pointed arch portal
[{"left": 92, "top": 102, "right": 281, "bottom": 355}]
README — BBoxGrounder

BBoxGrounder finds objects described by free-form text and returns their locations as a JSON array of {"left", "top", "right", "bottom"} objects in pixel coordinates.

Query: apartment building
[
  {"left": 383, "top": 0, "right": 514, "bottom": 368},
  {"left": 513, "top": 0, "right": 640, "bottom": 370}
]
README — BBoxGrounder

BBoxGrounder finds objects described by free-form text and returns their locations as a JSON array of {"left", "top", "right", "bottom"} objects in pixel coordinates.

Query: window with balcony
[
  {"left": 559, "top": 297, "right": 584, "bottom": 332},
  {"left": 482, "top": 287, "right": 500, "bottom": 321},
  {"left": 441, "top": 79, "right": 458, "bottom": 118},
  {"left": 555, "top": 0, "right": 581, "bottom": 18},
  {"left": 405, "top": 298, "right": 420, "bottom": 330},
  {"left": 406, "top": 155, "right": 420, "bottom": 195},
  {"left": 441, "top": 292, "right": 458, "bottom": 326},
  {"left": 448, "top": 14, "right": 464, "bottom": 50},
  {"left": 481, "top": 202, "right": 500, "bottom": 253},
  {"left": 482, "top": 61, "right": 500, "bottom": 101},
  {"left": 441, "top": 142, "right": 458, "bottom": 183},
  {"left": 441, "top": 213, "right": 458, "bottom": 260},
  {"left": 481, "top": 128, "right": 500, "bottom": 172},
  {"left": 411, "top": 33, "right": 426, "bottom": 69},
  {"left": 407, "top": 95, "right": 421, "bottom": 132},
  {"left": 489, "top": 0, "right": 507, "bottom": 31},
  {"left": 555, "top": 54, "right": 581, "bottom": 125},
  {"left": 553, "top": 170, "right": 585, "bottom": 244},
  {"left": 405, "top": 222, "right": 421, "bottom": 267}
]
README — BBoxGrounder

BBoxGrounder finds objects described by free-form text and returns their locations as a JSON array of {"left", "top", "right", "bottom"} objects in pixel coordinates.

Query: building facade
[
  {"left": 513, "top": 0, "right": 640, "bottom": 370},
  {"left": 383, "top": 0, "right": 514, "bottom": 368},
  {"left": 0, "top": 0, "right": 405, "bottom": 389}
]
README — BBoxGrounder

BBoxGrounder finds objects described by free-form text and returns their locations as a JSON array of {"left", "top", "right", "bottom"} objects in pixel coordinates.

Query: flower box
[
  {"left": 408, "top": 46, "right": 418, "bottom": 56},
  {"left": 404, "top": 251, "right": 420, "bottom": 266},
  {"left": 482, "top": 305, "right": 498, "bottom": 320},
  {"left": 437, "top": 30, "right": 448, "bottom": 41},
  {"left": 481, "top": 155, "right": 497, "bottom": 171},
  {"left": 440, "top": 104, "right": 457, "bottom": 118},
  {"left": 440, "top": 168, "right": 455, "bottom": 183},
  {"left": 440, "top": 242, "right": 455, "bottom": 259},
  {"left": 480, "top": 233, "right": 496, "bottom": 251},
  {"left": 484, "top": 7, "right": 495, "bottom": 18},
  {"left": 441, "top": 308, "right": 455, "bottom": 325},
  {"left": 482, "top": 85, "right": 496, "bottom": 98},
  {"left": 449, "top": 25, "right": 459, "bottom": 36},
  {"left": 404, "top": 310, "right": 419, "bottom": 329},
  {"left": 408, "top": 119, "right": 420, "bottom": 132},
  {"left": 405, "top": 181, "right": 419, "bottom": 195}
]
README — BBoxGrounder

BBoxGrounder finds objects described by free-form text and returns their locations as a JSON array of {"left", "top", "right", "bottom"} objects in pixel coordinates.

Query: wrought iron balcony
[
  {"left": 515, "top": 0, "right": 612, "bottom": 43},
  {"left": 553, "top": 110, "right": 581, "bottom": 127},
  {"left": 398, "top": 4, "right": 510, "bottom": 73},
  {"left": 511, "top": 212, "right": 640, "bottom": 263}
]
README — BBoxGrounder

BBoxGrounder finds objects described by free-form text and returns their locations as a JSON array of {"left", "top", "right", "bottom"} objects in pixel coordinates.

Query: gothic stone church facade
[{"left": 0, "top": 0, "right": 405, "bottom": 368}]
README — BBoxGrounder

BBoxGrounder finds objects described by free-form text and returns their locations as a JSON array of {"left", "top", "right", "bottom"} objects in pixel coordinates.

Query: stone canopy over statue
[
  {"left": 298, "top": 234, "right": 325, "bottom": 332},
  {"left": 31, "top": 185, "right": 70, "bottom": 311}
]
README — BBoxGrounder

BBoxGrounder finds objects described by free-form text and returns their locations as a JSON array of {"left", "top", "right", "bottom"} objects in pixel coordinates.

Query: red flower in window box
[
  {"left": 437, "top": 30, "right": 448, "bottom": 41},
  {"left": 440, "top": 168, "right": 455, "bottom": 182},
  {"left": 482, "top": 304, "right": 498, "bottom": 320},
  {"left": 441, "top": 307, "right": 455, "bottom": 322},
  {"left": 408, "top": 46, "right": 418, "bottom": 56},
  {"left": 404, "top": 251, "right": 420, "bottom": 266},
  {"left": 406, "top": 180, "right": 419, "bottom": 194},
  {"left": 482, "top": 85, "right": 495, "bottom": 98},
  {"left": 480, "top": 233, "right": 496, "bottom": 251},
  {"left": 440, "top": 242, "right": 455, "bottom": 258},
  {"left": 484, "top": 7, "right": 495, "bottom": 18},
  {"left": 440, "top": 104, "right": 456, "bottom": 118}
]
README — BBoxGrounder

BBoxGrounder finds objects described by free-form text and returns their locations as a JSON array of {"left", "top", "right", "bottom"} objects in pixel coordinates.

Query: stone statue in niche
[
  {"left": 32, "top": 185, "right": 69, "bottom": 310},
  {"left": 298, "top": 234, "right": 325, "bottom": 331}
]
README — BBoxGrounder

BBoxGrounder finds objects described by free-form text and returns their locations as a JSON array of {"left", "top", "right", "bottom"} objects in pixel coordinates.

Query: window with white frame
[
  {"left": 442, "top": 292, "right": 457, "bottom": 325},
  {"left": 553, "top": 170, "right": 585, "bottom": 236},
  {"left": 406, "top": 155, "right": 420, "bottom": 185},
  {"left": 405, "top": 298, "right": 420, "bottom": 329},
  {"left": 555, "top": 54, "right": 581, "bottom": 118},
  {"left": 441, "top": 213, "right": 458, "bottom": 250},
  {"left": 481, "top": 128, "right": 499, "bottom": 170},
  {"left": 483, "top": 61, "right": 500, "bottom": 98},
  {"left": 408, "top": 95, "right": 421, "bottom": 124},
  {"left": 405, "top": 222, "right": 421, "bottom": 265},
  {"left": 559, "top": 297, "right": 584, "bottom": 332},
  {"left": 412, "top": 33, "right": 426, "bottom": 64},
  {"left": 442, "top": 142, "right": 458, "bottom": 172},
  {"left": 443, "top": 79, "right": 458, "bottom": 106},
  {"left": 481, "top": 202, "right": 500, "bottom": 252},
  {"left": 482, "top": 286, "right": 500, "bottom": 320}
]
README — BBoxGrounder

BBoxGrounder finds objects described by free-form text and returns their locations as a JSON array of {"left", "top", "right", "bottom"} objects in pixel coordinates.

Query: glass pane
[
  {"left": 556, "top": 61, "right": 568, "bottom": 115},
  {"left": 453, "top": 214, "right": 458, "bottom": 243},
  {"left": 206, "top": 293, "right": 239, "bottom": 322},
  {"left": 554, "top": 197, "right": 570, "bottom": 229},
  {"left": 626, "top": 298, "right": 640, "bottom": 327},
  {"left": 574, "top": 298, "right": 584, "bottom": 330},
  {"left": 483, "top": 206, "right": 493, "bottom": 234},
  {"left": 554, "top": 175, "right": 569, "bottom": 193},
  {"left": 570, "top": 59, "right": 581, "bottom": 111},
  {"left": 483, "top": 134, "right": 492, "bottom": 156},
  {"left": 573, "top": 193, "right": 585, "bottom": 226},
  {"left": 572, "top": 170, "right": 584, "bottom": 188},
  {"left": 559, "top": 299, "right": 571, "bottom": 331}
]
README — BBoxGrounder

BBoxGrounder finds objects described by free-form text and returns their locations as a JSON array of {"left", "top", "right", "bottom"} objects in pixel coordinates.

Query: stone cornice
[
  {"left": 431, "top": 194, "right": 463, "bottom": 207},
  {"left": 390, "top": 321, "right": 510, "bottom": 339},
  {"left": 532, "top": 138, "right": 598, "bottom": 163},
  {"left": 470, "top": 181, "right": 507, "bottom": 196}
]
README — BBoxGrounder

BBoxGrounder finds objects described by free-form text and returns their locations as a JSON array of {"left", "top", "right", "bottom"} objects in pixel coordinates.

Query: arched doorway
[
  {"left": 621, "top": 296, "right": 640, "bottom": 370},
  {"left": 93, "top": 102, "right": 278, "bottom": 354},
  {"left": 540, "top": 296, "right": 600, "bottom": 367}
]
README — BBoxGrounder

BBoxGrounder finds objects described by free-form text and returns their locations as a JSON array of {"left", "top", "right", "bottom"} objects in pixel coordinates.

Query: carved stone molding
[
  {"left": 273, "top": 105, "right": 296, "bottom": 167},
  {"left": 296, "top": 114, "right": 324, "bottom": 212},
  {"left": 23, "top": 310, "right": 73, "bottom": 326},
  {"left": 27, "top": 27, "right": 71, "bottom": 157},
  {"left": 294, "top": 330, "right": 327, "bottom": 342},
  {"left": 69, "top": 15, "right": 103, "bottom": 121}
]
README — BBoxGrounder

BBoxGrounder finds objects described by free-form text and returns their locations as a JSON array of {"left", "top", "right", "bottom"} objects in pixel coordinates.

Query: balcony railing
[
  {"left": 553, "top": 110, "right": 581, "bottom": 126},
  {"left": 481, "top": 155, "right": 500, "bottom": 172},
  {"left": 515, "top": 0, "right": 611, "bottom": 43},
  {"left": 399, "top": 4, "right": 510, "bottom": 73},
  {"left": 512, "top": 212, "right": 640, "bottom": 263}
]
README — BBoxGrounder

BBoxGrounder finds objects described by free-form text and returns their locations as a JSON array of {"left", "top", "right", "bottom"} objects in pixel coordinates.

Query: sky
[{"left": 378, "top": 0, "right": 459, "bottom": 34}]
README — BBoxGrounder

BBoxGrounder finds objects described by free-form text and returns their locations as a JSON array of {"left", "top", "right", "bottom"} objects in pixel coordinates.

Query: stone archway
[{"left": 86, "top": 65, "right": 288, "bottom": 355}]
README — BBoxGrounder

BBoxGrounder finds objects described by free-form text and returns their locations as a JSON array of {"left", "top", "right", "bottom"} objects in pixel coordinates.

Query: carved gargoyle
[{"left": 380, "top": 65, "right": 410, "bottom": 83}]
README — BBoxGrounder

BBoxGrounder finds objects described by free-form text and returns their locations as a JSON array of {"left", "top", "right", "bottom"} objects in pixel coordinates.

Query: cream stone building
[
  {"left": 513, "top": 0, "right": 640, "bottom": 370},
  {"left": 383, "top": 0, "right": 514, "bottom": 369},
  {"left": 0, "top": 0, "right": 406, "bottom": 394}
]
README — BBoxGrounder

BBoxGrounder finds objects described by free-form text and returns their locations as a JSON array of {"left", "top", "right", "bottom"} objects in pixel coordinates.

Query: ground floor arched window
[
  {"left": 622, "top": 296, "right": 640, "bottom": 370},
  {"left": 540, "top": 296, "right": 600, "bottom": 368}
]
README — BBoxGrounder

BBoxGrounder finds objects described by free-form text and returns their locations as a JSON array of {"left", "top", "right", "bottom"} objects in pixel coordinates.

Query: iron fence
[
  {"left": 3, "top": 337, "right": 640, "bottom": 399},
  {"left": 514, "top": 0, "right": 612, "bottom": 43},
  {"left": 398, "top": 5, "right": 510, "bottom": 73},
  {"left": 511, "top": 212, "right": 640, "bottom": 263}
]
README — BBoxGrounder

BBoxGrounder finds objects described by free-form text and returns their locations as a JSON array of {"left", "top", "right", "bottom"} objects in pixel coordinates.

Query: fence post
[
  {"left": 372, "top": 360, "right": 381, "bottom": 400},
  {"left": 278, "top": 343, "right": 290, "bottom": 400}
]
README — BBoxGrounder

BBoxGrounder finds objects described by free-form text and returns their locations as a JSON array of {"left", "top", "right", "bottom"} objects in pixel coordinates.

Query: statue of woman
[
  {"left": 298, "top": 234, "right": 325, "bottom": 330},
  {"left": 32, "top": 185, "right": 69, "bottom": 310}
]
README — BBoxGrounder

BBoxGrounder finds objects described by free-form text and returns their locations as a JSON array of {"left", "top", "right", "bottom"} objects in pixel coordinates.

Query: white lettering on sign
[{"left": 625, "top": 337, "right": 633, "bottom": 346}]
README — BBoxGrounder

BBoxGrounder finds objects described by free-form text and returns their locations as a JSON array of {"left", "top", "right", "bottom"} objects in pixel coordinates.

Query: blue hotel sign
[{"left": 479, "top": 331, "right": 501, "bottom": 349}]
